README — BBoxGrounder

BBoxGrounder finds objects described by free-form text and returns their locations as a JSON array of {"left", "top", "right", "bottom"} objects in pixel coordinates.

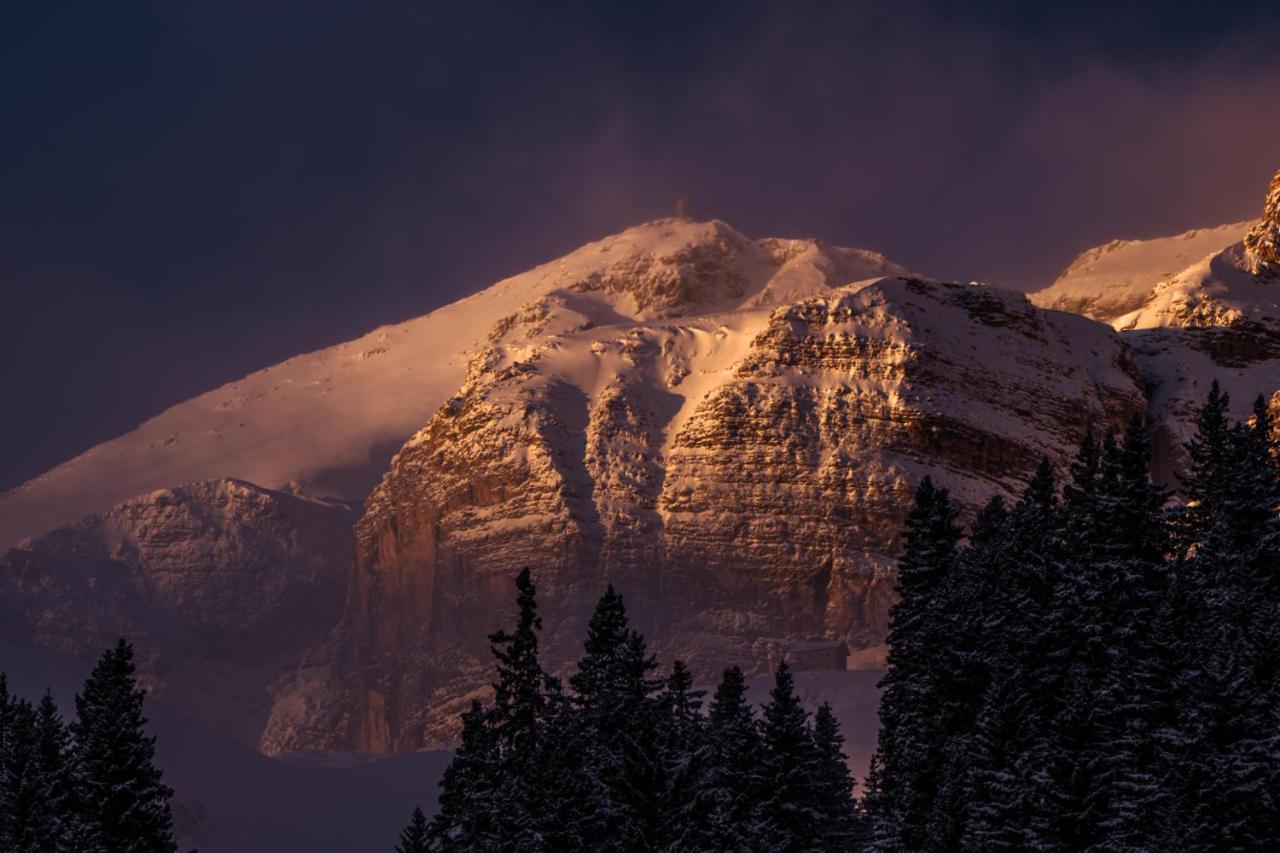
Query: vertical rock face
[
  {"left": 0, "top": 480, "right": 354, "bottom": 744},
  {"left": 1245, "top": 169, "right": 1280, "bottom": 278},
  {"left": 656, "top": 281, "right": 1142, "bottom": 653},
  {"left": 263, "top": 270, "right": 1145, "bottom": 755}
]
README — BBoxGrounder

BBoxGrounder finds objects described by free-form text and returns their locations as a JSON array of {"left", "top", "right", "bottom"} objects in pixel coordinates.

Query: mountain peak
[
  {"left": 1029, "top": 221, "right": 1252, "bottom": 323},
  {"left": 1244, "top": 169, "right": 1280, "bottom": 278}
]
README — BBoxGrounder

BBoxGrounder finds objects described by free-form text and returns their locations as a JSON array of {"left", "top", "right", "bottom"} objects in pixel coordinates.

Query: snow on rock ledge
[
  {"left": 1244, "top": 169, "right": 1280, "bottom": 278},
  {"left": 262, "top": 277, "right": 1144, "bottom": 755}
]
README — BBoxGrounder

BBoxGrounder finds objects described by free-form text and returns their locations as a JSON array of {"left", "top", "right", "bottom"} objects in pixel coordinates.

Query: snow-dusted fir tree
[
  {"left": 1164, "top": 387, "right": 1280, "bottom": 849},
  {"left": 864, "top": 476, "right": 963, "bottom": 850},
  {"left": 755, "top": 662, "right": 822, "bottom": 851},
  {"left": 811, "top": 702, "right": 861, "bottom": 850},
  {"left": 70, "top": 639, "right": 176, "bottom": 853},
  {"left": 567, "top": 586, "right": 665, "bottom": 851},
  {"left": 0, "top": 698, "right": 58, "bottom": 850},
  {"left": 653, "top": 660, "right": 715, "bottom": 849},
  {"left": 955, "top": 677, "right": 1038, "bottom": 853},
  {"left": 396, "top": 805, "right": 429, "bottom": 853},
  {"left": 701, "top": 666, "right": 767, "bottom": 849},
  {"left": 36, "top": 691, "right": 98, "bottom": 853},
  {"left": 425, "top": 700, "right": 499, "bottom": 851},
  {"left": 488, "top": 568, "right": 562, "bottom": 758},
  {"left": 923, "top": 459, "right": 1063, "bottom": 850},
  {"left": 484, "top": 567, "right": 566, "bottom": 845},
  {"left": 1074, "top": 420, "right": 1172, "bottom": 848}
]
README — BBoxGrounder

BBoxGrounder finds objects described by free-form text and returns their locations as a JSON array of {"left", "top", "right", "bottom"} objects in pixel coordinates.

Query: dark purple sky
[{"left": 3, "top": 1, "right": 1280, "bottom": 491}]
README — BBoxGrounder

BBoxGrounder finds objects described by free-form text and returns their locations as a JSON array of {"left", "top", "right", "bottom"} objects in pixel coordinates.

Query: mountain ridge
[
  {"left": 0, "top": 219, "right": 904, "bottom": 548},
  {"left": 4, "top": 169, "right": 1280, "bottom": 759}
]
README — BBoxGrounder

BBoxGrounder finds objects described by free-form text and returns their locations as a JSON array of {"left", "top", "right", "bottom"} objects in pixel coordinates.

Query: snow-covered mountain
[
  {"left": 261, "top": 237, "right": 1145, "bottom": 753},
  {"left": 4, "top": 221, "right": 815, "bottom": 548},
  {"left": 1031, "top": 221, "right": 1253, "bottom": 324},
  {"left": 4, "top": 169, "right": 1279, "bottom": 760},
  {"left": 1032, "top": 168, "right": 1280, "bottom": 475}
]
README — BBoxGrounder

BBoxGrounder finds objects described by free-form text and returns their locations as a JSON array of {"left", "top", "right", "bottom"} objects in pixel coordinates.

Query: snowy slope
[
  {"left": 1111, "top": 244, "right": 1280, "bottom": 331},
  {"left": 279, "top": 269, "right": 1143, "bottom": 754},
  {"left": 1030, "top": 221, "right": 1252, "bottom": 323},
  {"left": 1030, "top": 169, "right": 1280, "bottom": 479},
  {"left": 1109, "top": 171, "right": 1280, "bottom": 331},
  {"left": 0, "top": 219, "right": 899, "bottom": 548}
]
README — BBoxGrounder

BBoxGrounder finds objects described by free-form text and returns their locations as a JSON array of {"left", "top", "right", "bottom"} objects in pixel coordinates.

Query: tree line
[
  {"left": 0, "top": 639, "right": 178, "bottom": 853},
  {"left": 403, "top": 382, "right": 1280, "bottom": 851},
  {"left": 395, "top": 569, "right": 861, "bottom": 852},
  {"left": 864, "top": 383, "right": 1280, "bottom": 850}
]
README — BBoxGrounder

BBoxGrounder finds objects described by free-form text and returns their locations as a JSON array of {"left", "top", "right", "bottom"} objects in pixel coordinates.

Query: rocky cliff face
[
  {"left": 261, "top": 261, "right": 1145, "bottom": 754},
  {"left": 0, "top": 480, "right": 354, "bottom": 744},
  {"left": 1244, "top": 169, "right": 1280, "bottom": 278},
  {"left": 11, "top": 171, "right": 1280, "bottom": 761}
]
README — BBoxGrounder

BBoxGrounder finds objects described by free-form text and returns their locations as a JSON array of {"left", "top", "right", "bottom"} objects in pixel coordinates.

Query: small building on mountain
[{"left": 783, "top": 640, "right": 849, "bottom": 672}]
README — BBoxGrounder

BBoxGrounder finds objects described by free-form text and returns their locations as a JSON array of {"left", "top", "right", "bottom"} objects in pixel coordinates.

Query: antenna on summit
[{"left": 675, "top": 195, "right": 692, "bottom": 221}]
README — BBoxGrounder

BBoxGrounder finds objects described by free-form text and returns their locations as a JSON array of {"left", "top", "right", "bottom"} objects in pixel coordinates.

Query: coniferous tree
[
  {"left": 515, "top": 678, "right": 607, "bottom": 853},
  {"left": 703, "top": 666, "right": 766, "bottom": 850},
  {"left": 567, "top": 585, "right": 664, "bottom": 851},
  {"left": 654, "top": 660, "right": 713, "bottom": 850},
  {"left": 396, "top": 805, "right": 430, "bottom": 853},
  {"left": 811, "top": 702, "right": 860, "bottom": 851},
  {"left": 426, "top": 700, "right": 499, "bottom": 851},
  {"left": 855, "top": 386, "right": 1280, "bottom": 851},
  {"left": 1232, "top": 395, "right": 1280, "bottom": 692},
  {"left": 485, "top": 567, "right": 564, "bottom": 845},
  {"left": 569, "top": 585, "right": 631, "bottom": 725},
  {"left": 32, "top": 691, "right": 91, "bottom": 853},
  {"left": 1165, "top": 389, "right": 1280, "bottom": 849},
  {"left": 612, "top": 630, "right": 666, "bottom": 850},
  {"left": 0, "top": 676, "right": 12, "bottom": 847},
  {"left": 756, "top": 662, "right": 820, "bottom": 852},
  {"left": 1175, "top": 380, "right": 1233, "bottom": 550},
  {"left": 945, "top": 463, "right": 1062, "bottom": 850},
  {"left": 0, "top": 698, "right": 56, "bottom": 852},
  {"left": 70, "top": 638, "right": 176, "bottom": 853},
  {"left": 34, "top": 694, "right": 72, "bottom": 818},
  {"left": 1084, "top": 418, "right": 1172, "bottom": 849},
  {"left": 488, "top": 568, "right": 561, "bottom": 757},
  {"left": 956, "top": 678, "right": 1039, "bottom": 853},
  {"left": 865, "top": 476, "right": 963, "bottom": 850}
]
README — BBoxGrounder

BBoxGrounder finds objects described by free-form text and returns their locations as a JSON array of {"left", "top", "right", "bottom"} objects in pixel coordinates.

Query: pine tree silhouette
[
  {"left": 811, "top": 702, "right": 860, "bottom": 850},
  {"left": 703, "top": 666, "right": 766, "bottom": 848},
  {"left": 655, "top": 660, "right": 712, "bottom": 849},
  {"left": 865, "top": 476, "right": 963, "bottom": 849},
  {"left": 70, "top": 638, "right": 176, "bottom": 853},
  {"left": 1, "top": 698, "right": 56, "bottom": 851},
  {"left": 757, "top": 661, "right": 820, "bottom": 851},
  {"left": 426, "top": 700, "right": 499, "bottom": 851},
  {"left": 485, "top": 567, "right": 565, "bottom": 845},
  {"left": 396, "top": 805, "right": 429, "bottom": 853},
  {"left": 567, "top": 584, "right": 664, "bottom": 850},
  {"left": 34, "top": 691, "right": 95, "bottom": 852},
  {"left": 1164, "top": 388, "right": 1280, "bottom": 848}
]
